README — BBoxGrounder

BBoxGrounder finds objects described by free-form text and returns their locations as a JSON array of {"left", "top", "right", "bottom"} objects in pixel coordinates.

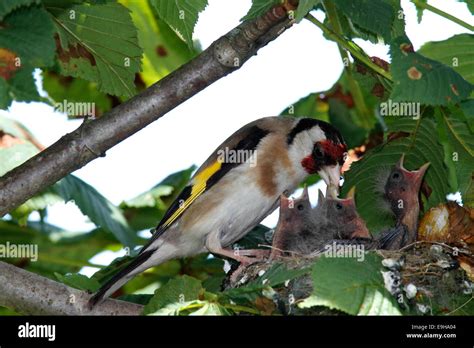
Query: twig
[
  {"left": 399, "top": 240, "right": 472, "bottom": 256},
  {"left": 0, "top": 261, "right": 143, "bottom": 315}
]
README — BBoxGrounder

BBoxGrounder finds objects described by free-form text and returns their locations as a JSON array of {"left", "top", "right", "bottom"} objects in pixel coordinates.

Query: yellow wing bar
[{"left": 162, "top": 160, "right": 222, "bottom": 228}]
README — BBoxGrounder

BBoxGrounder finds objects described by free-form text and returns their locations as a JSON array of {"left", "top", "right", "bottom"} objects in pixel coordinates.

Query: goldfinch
[
  {"left": 90, "top": 116, "right": 347, "bottom": 306},
  {"left": 378, "top": 155, "right": 430, "bottom": 249}
]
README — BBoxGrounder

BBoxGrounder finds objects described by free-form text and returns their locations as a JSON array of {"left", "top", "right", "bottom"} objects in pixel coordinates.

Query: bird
[
  {"left": 306, "top": 155, "right": 430, "bottom": 251},
  {"left": 89, "top": 116, "right": 347, "bottom": 306},
  {"left": 376, "top": 154, "right": 430, "bottom": 250},
  {"left": 269, "top": 154, "right": 430, "bottom": 257},
  {"left": 270, "top": 186, "right": 371, "bottom": 259}
]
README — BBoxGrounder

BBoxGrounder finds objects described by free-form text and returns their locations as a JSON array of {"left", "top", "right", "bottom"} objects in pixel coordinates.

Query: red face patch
[
  {"left": 319, "top": 140, "right": 347, "bottom": 165},
  {"left": 301, "top": 140, "right": 347, "bottom": 174},
  {"left": 301, "top": 155, "right": 317, "bottom": 174}
]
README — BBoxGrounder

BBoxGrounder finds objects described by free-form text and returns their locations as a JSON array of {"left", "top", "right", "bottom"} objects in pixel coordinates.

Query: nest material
[{"left": 223, "top": 242, "right": 474, "bottom": 315}]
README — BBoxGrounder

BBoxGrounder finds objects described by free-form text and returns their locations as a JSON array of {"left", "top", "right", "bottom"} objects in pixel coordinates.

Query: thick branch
[
  {"left": 0, "top": 6, "right": 292, "bottom": 216},
  {"left": 0, "top": 261, "right": 142, "bottom": 315}
]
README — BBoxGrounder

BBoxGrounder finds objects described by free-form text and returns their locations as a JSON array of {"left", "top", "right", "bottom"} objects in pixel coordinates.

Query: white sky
[{"left": 1, "top": 0, "right": 472, "bottom": 273}]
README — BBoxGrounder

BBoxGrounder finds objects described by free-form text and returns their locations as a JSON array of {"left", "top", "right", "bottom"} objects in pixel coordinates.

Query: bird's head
[
  {"left": 384, "top": 154, "right": 430, "bottom": 222},
  {"left": 287, "top": 118, "right": 347, "bottom": 198},
  {"left": 314, "top": 187, "right": 371, "bottom": 239}
]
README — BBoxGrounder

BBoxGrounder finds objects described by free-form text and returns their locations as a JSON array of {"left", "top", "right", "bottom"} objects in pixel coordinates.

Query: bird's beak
[
  {"left": 411, "top": 162, "right": 430, "bottom": 188},
  {"left": 318, "top": 164, "right": 342, "bottom": 199},
  {"left": 396, "top": 154, "right": 430, "bottom": 189}
]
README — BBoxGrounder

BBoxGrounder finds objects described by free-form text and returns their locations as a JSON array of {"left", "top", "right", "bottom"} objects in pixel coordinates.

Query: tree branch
[
  {"left": 0, "top": 5, "right": 292, "bottom": 216},
  {"left": 0, "top": 261, "right": 143, "bottom": 315}
]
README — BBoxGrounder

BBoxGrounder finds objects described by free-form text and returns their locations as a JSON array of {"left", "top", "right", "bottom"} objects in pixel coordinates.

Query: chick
[
  {"left": 270, "top": 187, "right": 371, "bottom": 259},
  {"left": 377, "top": 155, "right": 430, "bottom": 250}
]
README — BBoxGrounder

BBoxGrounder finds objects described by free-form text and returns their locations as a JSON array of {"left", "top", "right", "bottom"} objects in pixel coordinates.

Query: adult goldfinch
[{"left": 90, "top": 116, "right": 347, "bottom": 306}]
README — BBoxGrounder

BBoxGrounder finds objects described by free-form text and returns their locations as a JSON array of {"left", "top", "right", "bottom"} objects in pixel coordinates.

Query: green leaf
[
  {"left": 460, "top": 99, "right": 474, "bottom": 132},
  {"left": 242, "top": 0, "right": 280, "bottom": 21},
  {"left": 42, "top": 71, "right": 113, "bottom": 117},
  {"left": 328, "top": 99, "right": 368, "bottom": 149},
  {"left": 280, "top": 92, "right": 330, "bottom": 122},
  {"left": 437, "top": 109, "right": 474, "bottom": 200},
  {"left": 121, "top": 165, "right": 195, "bottom": 230},
  {"left": 151, "top": 0, "right": 208, "bottom": 48},
  {"left": 147, "top": 299, "right": 229, "bottom": 315},
  {"left": 143, "top": 275, "right": 203, "bottom": 315},
  {"left": 413, "top": 0, "right": 428, "bottom": 23},
  {"left": 0, "top": 220, "right": 116, "bottom": 278},
  {"left": 188, "top": 301, "right": 229, "bottom": 315},
  {"left": 0, "top": 6, "right": 56, "bottom": 67},
  {"left": 465, "top": 179, "right": 474, "bottom": 208},
  {"left": 458, "top": 0, "right": 474, "bottom": 14},
  {"left": 418, "top": 34, "right": 474, "bottom": 85},
  {"left": 0, "top": 78, "right": 9, "bottom": 109},
  {"left": 0, "top": 114, "right": 33, "bottom": 140},
  {"left": 45, "top": 1, "right": 142, "bottom": 97},
  {"left": 117, "top": 294, "right": 153, "bottom": 305},
  {"left": 0, "top": 142, "right": 38, "bottom": 177},
  {"left": 6, "top": 67, "right": 42, "bottom": 103},
  {"left": 10, "top": 190, "right": 63, "bottom": 224},
  {"left": 0, "top": 116, "right": 64, "bottom": 219},
  {"left": 54, "top": 175, "right": 137, "bottom": 247},
  {"left": 0, "top": 306, "right": 19, "bottom": 316},
  {"left": 0, "top": 0, "right": 40, "bottom": 20},
  {"left": 294, "top": 0, "right": 320, "bottom": 22},
  {"left": 342, "top": 116, "right": 450, "bottom": 233},
  {"left": 233, "top": 224, "right": 271, "bottom": 250},
  {"left": 122, "top": 0, "right": 198, "bottom": 87},
  {"left": 299, "top": 253, "right": 402, "bottom": 315},
  {"left": 334, "top": 0, "right": 396, "bottom": 42},
  {"left": 54, "top": 272, "right": 101, "bottom": 292},
  {"left": 90, "top": 254, "right": 136, "bottom": 284},
  {"left": 390, "top": 36, "right": 474, "bottom": 105}
]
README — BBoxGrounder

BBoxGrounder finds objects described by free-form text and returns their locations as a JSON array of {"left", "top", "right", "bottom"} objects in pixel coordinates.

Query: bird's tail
[{"left": 88, "top": 248, "right": 156, "bottom": 308}]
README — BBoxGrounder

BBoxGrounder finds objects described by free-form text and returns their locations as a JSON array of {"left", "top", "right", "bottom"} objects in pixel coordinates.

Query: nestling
[
  {"left": 270, "top": 187, "right": 370, "bottom": 259},
  {"left": 377, "top": 154, "right": 430, "bottom": 250},
  {"left": 89, "top": 116, "right": 347, "bottom": 306}
]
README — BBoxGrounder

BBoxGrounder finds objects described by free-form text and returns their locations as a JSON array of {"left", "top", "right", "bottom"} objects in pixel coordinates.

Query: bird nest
[{"left": 224, "top": 241, "right": 474, "bottom": 315}]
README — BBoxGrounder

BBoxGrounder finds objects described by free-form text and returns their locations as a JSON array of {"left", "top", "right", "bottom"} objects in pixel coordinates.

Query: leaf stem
[
  {"left": 440, "top": 109, "right": 474, "bottom": 156},
  {"left": 411, "top": 0, "right": 474, "bottom": 31},
  {"left": 305, "top": 13, "right": 393, "bottom": 82},
  {"left": 322, "top": 0, "right": 371, "bottom": 129}
]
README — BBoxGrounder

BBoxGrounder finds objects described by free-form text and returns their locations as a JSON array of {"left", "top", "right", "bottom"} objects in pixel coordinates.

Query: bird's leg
[
  {"left": 233, "top": 248, "right": 270, "bottom": 259},
  {"left": 206, "top": 231, "right": 268, "bottom": 265}
]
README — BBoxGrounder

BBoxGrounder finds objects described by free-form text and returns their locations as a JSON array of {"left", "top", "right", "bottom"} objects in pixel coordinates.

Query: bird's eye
[
  {"left": 335, "top": 203, "right": 343, "bottom": 210},
  {"left": 313, "top": 144, "right": 324, "bottom": 159},
  {"left": 297, "top": 204, "right": 304, "bottom": 211},
  {"left": 392, "top": 172, "right": 401, "bottom": 180}
]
